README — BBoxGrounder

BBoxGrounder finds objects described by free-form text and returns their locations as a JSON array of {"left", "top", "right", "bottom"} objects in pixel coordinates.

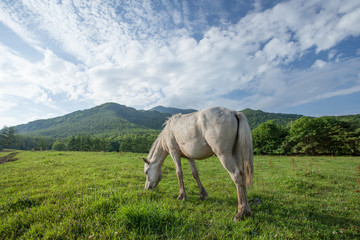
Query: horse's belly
[{"left": 179, "top": 140, "right": 213, "bottom": 159}]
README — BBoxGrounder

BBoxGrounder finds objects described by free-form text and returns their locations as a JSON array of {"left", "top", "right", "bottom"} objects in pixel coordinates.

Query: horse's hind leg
[
  {"left": 217, "top": 153, "right": 252, "bottom": 221},
  {"left": 233, "top": 181, "right": 252, "bottom": 221},
  {"left": 187, "top": 158, "right": 209, "bottom": 200}
]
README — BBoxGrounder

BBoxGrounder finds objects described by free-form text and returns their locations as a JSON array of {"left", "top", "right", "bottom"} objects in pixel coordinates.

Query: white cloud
[
  {"left": 312, "top": 59, "right": 327, "bottom": 69},
  {"left": 0, "top": 0, "right": 360, "bottom": 127},
  {"left": 0, "top": 43, "right": 88, "bottom": 106},
  {"left": 246, "top": 58, "right": 360, "bottom": 111},
  {"left": 316, "top": 84, "right": 360, "bottom": 100}
]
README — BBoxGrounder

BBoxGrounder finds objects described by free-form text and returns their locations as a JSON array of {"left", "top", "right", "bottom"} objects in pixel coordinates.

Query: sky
[{"left": 1, "top": 0, "right": 360, "bottom": 128}]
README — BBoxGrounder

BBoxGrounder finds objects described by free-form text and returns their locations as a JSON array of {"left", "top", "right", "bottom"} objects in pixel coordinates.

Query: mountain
[
  {"left": 334, "top": 114, "right": 360, "bottom": 129},
  {"left": 151, "top": 106, "right": 197, "bottom": 115},
  {"left": 242, "top": 109, "right": 360, "bottom": 130},
  {"left": 15, "top": 103, "right": 170, "bottom": 138},
  {"left": 150, "top": 107, "right": 304, "bottom": 129},
  {"left": 241, "top": 108, "right": 304, "bottom": 129}
]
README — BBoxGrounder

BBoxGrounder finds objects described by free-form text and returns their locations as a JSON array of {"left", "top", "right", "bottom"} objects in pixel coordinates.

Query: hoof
[
  {"left": 177, "top": 193, "right": 187, "bottom": 201},
  {"left": 199, "top": 189, "right": 209, "bottom": 200},
  {"left": 233, "top": 208, "right": 252, "bottom": 222}
]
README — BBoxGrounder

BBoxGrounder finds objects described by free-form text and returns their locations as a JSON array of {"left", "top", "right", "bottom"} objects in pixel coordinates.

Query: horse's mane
[
  {"left": 147, "top": 132, "right": 163, "bottom": 161},
  {"left": 147, "top": 114, "right": 182, "bottom": 161},
  {"left": 163, "top": 113, "right": 181, "bottom": 126}
]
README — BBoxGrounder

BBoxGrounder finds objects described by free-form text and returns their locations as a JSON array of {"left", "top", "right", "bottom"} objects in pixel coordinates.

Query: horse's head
[{"left": 143, "top": 158, "right": 162, "bottom": 190}]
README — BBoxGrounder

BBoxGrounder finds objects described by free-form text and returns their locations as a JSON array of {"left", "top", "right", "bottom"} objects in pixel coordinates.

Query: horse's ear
[{"left": 142, "top": 158, "right": 150, "bottom": 165}]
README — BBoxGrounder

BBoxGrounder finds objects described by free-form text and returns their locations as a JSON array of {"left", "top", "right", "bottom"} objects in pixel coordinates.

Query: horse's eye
[{"left": 145, "top": 169, "right": 149, "bottom": 175}]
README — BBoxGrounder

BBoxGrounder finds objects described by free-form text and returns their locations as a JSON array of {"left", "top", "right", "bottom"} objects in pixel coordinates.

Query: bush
[{"left": 252, "top": 120, "right": 288, "bottom": 155}]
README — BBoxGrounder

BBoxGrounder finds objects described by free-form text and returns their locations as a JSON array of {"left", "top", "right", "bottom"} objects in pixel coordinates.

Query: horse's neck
[{"left": 150, "top": 137, "right": 168, "bottom": 166}]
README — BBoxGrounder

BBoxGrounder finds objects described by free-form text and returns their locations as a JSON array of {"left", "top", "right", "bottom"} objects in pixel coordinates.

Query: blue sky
[{"left": 0, "top": 0, "right": 360, "bottom": 127}]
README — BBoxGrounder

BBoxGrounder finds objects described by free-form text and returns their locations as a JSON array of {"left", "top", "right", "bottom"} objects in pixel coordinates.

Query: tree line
[
  {"left": 1, "top": 115, "right": 359, "bottom": 155},
  {"left": 252, "top": 116, "right": 360, "bottom": 155},
  {"left": 53, "top": 133, "right": 158, "bottom": 153},
  {"left": 1, "top": 127, "right": 158, "bottom": 153}
]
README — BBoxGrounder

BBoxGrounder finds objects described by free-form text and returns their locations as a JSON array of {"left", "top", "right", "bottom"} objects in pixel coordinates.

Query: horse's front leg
[
  {"left": 187, "top": 158, "right": 208, "bottom": 200},
  {"left": 170, "top": 151, "right": 186, "bottom": 200}
]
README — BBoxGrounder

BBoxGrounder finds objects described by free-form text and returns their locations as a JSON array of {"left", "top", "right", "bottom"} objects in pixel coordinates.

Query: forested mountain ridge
[
  {"left": 242, "top": 108, "right": 360, "bottom": 130},
  {"left": 14, "top": 103, "right": 169, "bottom": 138},
  {"left": 151, "top": 106, "right": 306, "bottom": 129},
  {"left": 334, "top": 114, "right": 360, "bottom": 129},
  {"left": 13, "top": 102, "right": 360, "bottom": 138},
  {"left": 241, "top": 108, "right": 304, "bottom": 129},
  {"left": 150, "top": 106, "right": 197, "bottom": 115}
]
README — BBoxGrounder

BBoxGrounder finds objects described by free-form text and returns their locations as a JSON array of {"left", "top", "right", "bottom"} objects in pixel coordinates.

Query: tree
[
  {"left": 16, "top": 135, "right": 37, "bottom": 150},
  {"left": 119, "top": 135, "right": 134, "bottom": 152},
  {"left": 52, "top": 141, "right": 67, "bottom": 151},
  {"left": 67, "top": 135, "right": 77, "bottom": 151},
  {"left": 118, "top": 133, "right": 157, "bottom": 153},
  {"left": 35, "top": 137, "right": 53, "bottom": 151},
  {"left": 82, "top": 135, "right": 92, "bottom": 151},
  {"left": 0, "top": 127, "right": 17, "bottom": 149},
  {"left": 252, "top": 120, "right": 288, "bottom": 155},
  {"left": 318, "top": 117, "right": 349, "bottom": 155},
  {"left": 288, "top": 117, "right": 350, "bottom": 155},
  {"left": 345, "top": 128, "right": 360, "bottom": 156}
]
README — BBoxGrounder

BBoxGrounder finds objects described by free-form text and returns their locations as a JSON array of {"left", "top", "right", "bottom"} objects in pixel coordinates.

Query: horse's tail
[{"left": 235, "top": 112, "right": 253, "bottom": 186}]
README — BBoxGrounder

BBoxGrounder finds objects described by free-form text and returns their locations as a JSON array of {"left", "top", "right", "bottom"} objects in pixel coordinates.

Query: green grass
[{"left": 0, "top": 151, "right": 359, "bottom": 239}]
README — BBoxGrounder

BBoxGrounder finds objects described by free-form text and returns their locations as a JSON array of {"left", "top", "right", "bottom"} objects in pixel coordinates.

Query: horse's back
[{"left": 167, "top": 107, "right": 238, "bottom": 159}]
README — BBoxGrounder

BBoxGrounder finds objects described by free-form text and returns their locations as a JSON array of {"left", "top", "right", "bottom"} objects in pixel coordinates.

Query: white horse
[{"left": 142, "top": 107, "right": 253, "bottom": 221}]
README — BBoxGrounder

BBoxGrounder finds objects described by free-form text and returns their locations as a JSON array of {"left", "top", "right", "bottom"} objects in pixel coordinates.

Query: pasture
[{"left": 0, "top": 151, "right": 359, "bottom": 239}]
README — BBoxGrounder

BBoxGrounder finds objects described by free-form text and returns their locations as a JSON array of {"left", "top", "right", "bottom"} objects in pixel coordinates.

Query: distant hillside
[
  {"left": 150, "top": 107, "right": 304, "bottom": 129},
  {"left": 333, "top": 114, "right": 360, "bottom": 129},
  {"left": 241, "top": 108, "right": 304, "bottom": 129},
  {"left": 151, "top": 106, "right": 197, "bottom": 115},
  {"left": 15, "top": 103, "right": 169, "bottom": 138},
  {"left": 241, "top": 108, "right": 360, "bottom": 130}
]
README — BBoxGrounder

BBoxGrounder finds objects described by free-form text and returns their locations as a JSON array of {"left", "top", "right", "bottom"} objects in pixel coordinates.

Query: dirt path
[{"left": 0, "top": 151, "right": 19, "bottom": 164}]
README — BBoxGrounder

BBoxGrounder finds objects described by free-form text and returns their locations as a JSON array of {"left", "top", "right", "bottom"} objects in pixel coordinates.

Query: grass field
[{"left": 0, "top": 150, "right": 359, "bottom": 239}]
